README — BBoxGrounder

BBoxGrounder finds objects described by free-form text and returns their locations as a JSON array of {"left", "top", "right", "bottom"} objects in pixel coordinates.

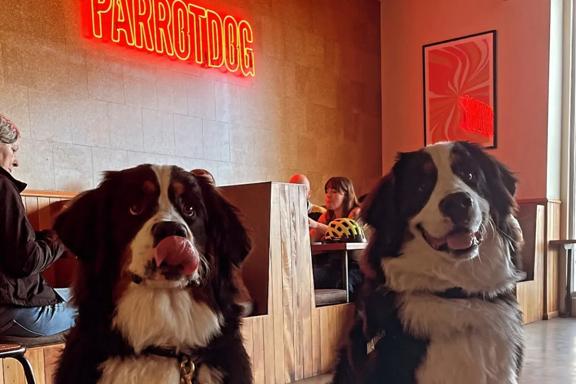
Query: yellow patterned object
[{"left": 323, "top": 218, "right": 367, "bottom": 243}]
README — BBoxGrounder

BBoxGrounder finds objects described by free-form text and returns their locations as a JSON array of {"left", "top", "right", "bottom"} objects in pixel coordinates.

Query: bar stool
[{"left": 0, "top": 343, "right": 36, "bottom": 384}]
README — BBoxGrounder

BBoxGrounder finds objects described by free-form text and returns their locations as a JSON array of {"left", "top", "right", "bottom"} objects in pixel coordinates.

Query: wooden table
[
  {"left": 311, "top": 242, "right": 368, "bottom": 303},
  {"left": 549, "top": 239, "right": 576, "bottom": 317}
]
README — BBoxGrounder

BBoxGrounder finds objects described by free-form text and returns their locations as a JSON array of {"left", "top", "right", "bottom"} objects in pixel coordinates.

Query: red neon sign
[
  {"left": 85, "top": 0, "right": 255, "bottom": 77},
  {"left": 458, "top": 95, "right": 494, "bottom": 138}
]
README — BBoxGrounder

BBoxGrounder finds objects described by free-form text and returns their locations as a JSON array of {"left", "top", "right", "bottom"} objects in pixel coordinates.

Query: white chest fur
[
  {"left": 399, "top": 293, "right": 522, "bottom": 384},
  {"left": 99, "top": 284, "right": 224, "bottom": 383},
  {"left": 99, "top": 356, "right": 223, "bottom": 384},
  {"left": 112, "top": 283, "right": 223, "bottom": 353},
  {"left": 99, "top": 356, "right": 179, "bottom": 384}
]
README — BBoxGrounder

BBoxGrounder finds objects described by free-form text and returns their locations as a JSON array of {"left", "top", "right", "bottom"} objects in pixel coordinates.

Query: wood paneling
[
  {"left": 516, "top": 204, "right": 545, "bottom": 323},
  {"left": 515, "top": 200, "right": 562, "bottom": 323},
  {"left": 222, "top": 183, "right": 354, "bottom": 383},
  {"left": 1, "top": 344, "right": 62, "bottom": 384},
  {"left": 20, "top": 192, "right": 78, "bottom": 289},
  {"left": 545, "top": 201, "right": 561, "bottom": 319}
]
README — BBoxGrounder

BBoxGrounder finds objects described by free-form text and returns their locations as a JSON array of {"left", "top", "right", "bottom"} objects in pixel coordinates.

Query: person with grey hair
[{"left": 0, "top": 114, "right": 76, "bottom": 343}]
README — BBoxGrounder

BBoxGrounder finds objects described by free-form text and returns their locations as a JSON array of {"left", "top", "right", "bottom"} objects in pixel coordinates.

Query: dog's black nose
[
  {"left": 439, "top": 192, "right": 473, "bottom": 225},
  {"left": 152, "top": 221, "right": 187, "bottom": 246}
]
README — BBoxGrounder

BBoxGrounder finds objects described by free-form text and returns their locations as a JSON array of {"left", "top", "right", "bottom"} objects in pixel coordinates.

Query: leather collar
[
  {"left": 434, "top": 287, "right": 501, "bottom": 302},
  {"left": 141, "top": 346, "right": 201, "bottom": 384}
]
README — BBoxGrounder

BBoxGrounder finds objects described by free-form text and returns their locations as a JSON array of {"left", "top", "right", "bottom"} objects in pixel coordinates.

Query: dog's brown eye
[
  {"left": 129, "top": 202, "right": 146, "bottom": 216},
  {"left": 181, "top": 201, "right": 196, "bottom": 217},
  {"left": 460, "top": 169, "right": 475, "bottom": 182},
  {"left": 417, "top": 182, "right": 428, "bottom": 193},
  {"left": 456, "top": 165, "right": 476, "bottom": 183}
]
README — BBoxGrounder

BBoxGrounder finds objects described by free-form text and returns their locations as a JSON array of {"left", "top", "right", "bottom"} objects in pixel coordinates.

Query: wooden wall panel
[
  {"left": 252, "top": 317, "right": 266, "bottom": 383},
  {"left": 315, "top": 304, "right": 354, "bottom": 374},
  {"left": 515, "top": 199, "right": 562, "bottom": 323},
  {"left": 42, "top": 345, "right": 63, "bottom": 384},
  {"left": 516, "top": 204, "right": 545, "bottom": 323},
  {"left": 3, "top": 357, "right": 26, "bottom": 384},
  {"left": 228, "top": 183, "right": 354, "bottom": 383},
  {"left": 26, "top": 349, "right": 45, "bottom": 384},
  {"left": 545, "top": 201, "right": 561, "bottom": 319}
]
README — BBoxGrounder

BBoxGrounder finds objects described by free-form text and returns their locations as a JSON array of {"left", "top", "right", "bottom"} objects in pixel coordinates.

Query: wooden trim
[
  {"left": 311, "top": 242, "right": 367, "bottom": 253},
  {"left": 21, "top": 190, "right": 77, "bottom": 199},
  {"left": 545, "top": 202, "right": 562, "bottom": 318},
  {"left": 544, "top": 311, "right": 560, "bottom": 320},
  {"left": 516, "top": 203, "right": 545, "bottom": 323},
  {"left": 221, "top": 182, "right": 355, "bottom": 381},
  {"left": 550, "top": 239, "right": 576, "bottom": 248},
  {"left": 517, "top": 197, "right": 562, "bottom": 205}
]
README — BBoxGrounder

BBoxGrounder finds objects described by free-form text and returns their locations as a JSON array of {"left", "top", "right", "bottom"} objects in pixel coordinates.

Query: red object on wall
[
  {"left": 458, "top": 95, "right": 494, "bottom": 138},
  {"left": 82, "top": 0, "right": 256, "bottom": 77},
  {"left": 423, "top": 31, "right": 496, "bottom": 147}
]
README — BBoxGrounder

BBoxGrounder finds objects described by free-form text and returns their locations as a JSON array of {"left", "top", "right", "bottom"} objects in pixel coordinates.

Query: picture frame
[{"left": 423, "top": 30, "right": 497, "bottom": 148}]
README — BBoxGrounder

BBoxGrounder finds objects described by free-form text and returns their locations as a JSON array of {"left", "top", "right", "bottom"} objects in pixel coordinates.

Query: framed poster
[{"left": 423, "top": 30, "right": 496, "bottom": 148}]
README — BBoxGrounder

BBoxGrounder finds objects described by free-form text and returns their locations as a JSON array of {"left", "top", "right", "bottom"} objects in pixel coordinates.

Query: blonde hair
[{"left": 0, "top": 114, "right": 19, "bottom": 144}]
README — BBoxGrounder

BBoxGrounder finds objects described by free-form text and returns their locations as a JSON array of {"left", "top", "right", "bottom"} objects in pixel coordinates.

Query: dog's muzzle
[
  {"left": 418, "top": 224, "right": 483, "bottom": 256},
  {"left": 149, "top": 221, "right": 200, "bottom": 281}
]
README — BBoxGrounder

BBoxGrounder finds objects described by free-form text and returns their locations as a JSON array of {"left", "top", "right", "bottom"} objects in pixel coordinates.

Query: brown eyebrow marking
[
  {"left": 143, "top": 180, "right": 157, "bottom": 194},
  {"left": 172, "top": 181, "right": 185, "bottom": 197},
  {"left": 422, "top": 159, "right": 435, "bottom": 173}
]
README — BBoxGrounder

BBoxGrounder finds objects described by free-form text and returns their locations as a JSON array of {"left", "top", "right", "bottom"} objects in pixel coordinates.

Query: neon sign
[
  {"left": 458, "top": 95, "right": 494, "bottom": 138},
  {"left": 85, "top": 0, "right": 255, "bottom": 77}
]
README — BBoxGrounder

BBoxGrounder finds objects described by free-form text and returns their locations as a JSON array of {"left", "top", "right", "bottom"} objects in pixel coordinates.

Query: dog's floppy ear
[
  {"left": 362, "top": 174, "right": 395, "bottom": 231},
  {"left": 53, "top": 175, "right": 114, "bottom": 260},
  {"left": 361, "top": 171, "right": 404, "bottom": 278},
  {"left": 195, "top": 177, "right": 251, "bottom": 266}
]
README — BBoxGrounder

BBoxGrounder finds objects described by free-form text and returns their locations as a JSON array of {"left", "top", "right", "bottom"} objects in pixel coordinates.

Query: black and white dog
[
  {"left": 53, "top": 165, "right": 252, "bottom": 384},
  {"left": 333, "top": 141, "right": 524, "bottom": 384}
]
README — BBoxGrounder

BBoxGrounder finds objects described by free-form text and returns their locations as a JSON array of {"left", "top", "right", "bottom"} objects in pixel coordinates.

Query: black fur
[
  {"left": 53, "top": 165, "right": 252, "bottom": 384},
  {"left": 333, "top": 142, "right": 524, "bottom": 383}
]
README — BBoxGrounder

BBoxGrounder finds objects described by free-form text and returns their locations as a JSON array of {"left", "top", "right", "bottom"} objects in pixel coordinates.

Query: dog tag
[{"left": 179, "top": 356, "right": 195, "bottom": 384}]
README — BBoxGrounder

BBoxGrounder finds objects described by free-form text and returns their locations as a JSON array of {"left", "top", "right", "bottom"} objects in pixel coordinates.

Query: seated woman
[
  {"left": 309, "top": 176, "right": 363, "bottom": 297},
  {"left": 309, "top": 176, "right": 361, "bottom": 241},
  {"left": 0, "top": 114, "right": 76, "bottom": 343}
]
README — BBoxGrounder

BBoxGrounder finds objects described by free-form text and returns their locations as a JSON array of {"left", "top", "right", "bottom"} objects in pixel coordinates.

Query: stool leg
[{"left": 13, "top": 353, "right": 36, "bottom": 384}]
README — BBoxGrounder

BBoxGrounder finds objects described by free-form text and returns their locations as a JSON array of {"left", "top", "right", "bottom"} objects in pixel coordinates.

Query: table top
[
  {"left": 549, "top": 239, "right": 576, "bottom": 250},
  {"left": 311, "top": 242, "right": 368, "bottom": 254}
]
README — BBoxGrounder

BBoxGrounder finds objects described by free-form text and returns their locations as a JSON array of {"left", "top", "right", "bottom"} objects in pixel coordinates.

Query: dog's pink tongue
[
  {"left": 154, "top": 236, "right": 199, "bottom": 275},
  {"left": 447, "top": 231, "right": 475, "bottom": 250}
]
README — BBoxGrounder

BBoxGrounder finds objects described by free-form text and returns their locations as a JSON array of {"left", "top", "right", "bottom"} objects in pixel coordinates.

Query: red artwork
[{"left": 423, "top": 31, "right": 496, "bottom": 148}]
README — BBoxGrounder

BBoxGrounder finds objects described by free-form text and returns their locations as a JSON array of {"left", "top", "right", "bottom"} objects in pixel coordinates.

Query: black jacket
[{"left": 0, "top": 167, "right": 64, "bottom": 307}]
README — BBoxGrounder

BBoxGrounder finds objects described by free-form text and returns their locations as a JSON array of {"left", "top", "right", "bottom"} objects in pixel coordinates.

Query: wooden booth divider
[{"left": 221, "top": 182, "right": 354, "bottom": 383}]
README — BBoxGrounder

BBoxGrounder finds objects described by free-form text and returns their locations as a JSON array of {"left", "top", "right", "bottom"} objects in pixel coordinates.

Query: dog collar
[
  {"left": 141, "top": 346, "right": 200, "bottom": 384},
  {"left": 129, "top": 272, "right": 143, "bottom": 284},
  {"left": 434, "top": 287, "right": 499, "bottom": 301}
]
